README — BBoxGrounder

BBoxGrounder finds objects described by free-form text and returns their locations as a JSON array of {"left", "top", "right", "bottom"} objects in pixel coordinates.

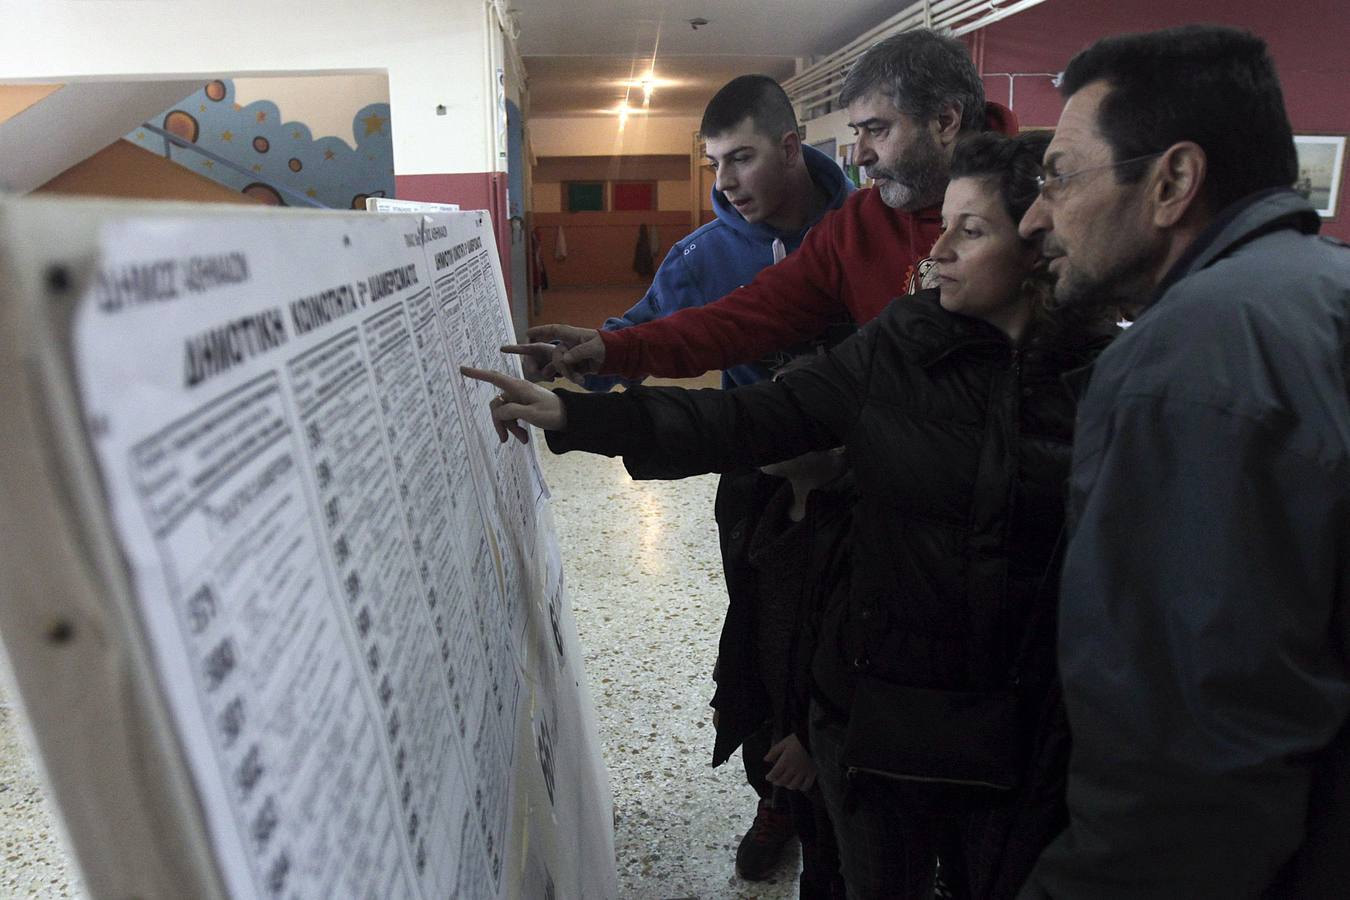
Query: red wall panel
[
  {"left": 394, "top": 172, "right": 513, "bottom": 293},
  {"left": 971, "top": 0, "right": 1350, "bottom": 238}
]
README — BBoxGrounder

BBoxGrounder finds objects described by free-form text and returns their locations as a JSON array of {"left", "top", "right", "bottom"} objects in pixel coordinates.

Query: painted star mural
[{"left": 129, "top": 78, "right": 395, "bottom": 209}]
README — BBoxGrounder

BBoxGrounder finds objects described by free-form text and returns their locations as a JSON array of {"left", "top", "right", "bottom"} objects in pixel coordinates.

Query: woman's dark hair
[{"left": 949, "top": 130, "right": 1052, "bottom": 225}]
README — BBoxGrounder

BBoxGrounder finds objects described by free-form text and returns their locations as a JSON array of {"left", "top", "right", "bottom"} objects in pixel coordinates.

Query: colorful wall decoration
[{"left": 127, "top": 78, "right": 394, "bottom": 209}]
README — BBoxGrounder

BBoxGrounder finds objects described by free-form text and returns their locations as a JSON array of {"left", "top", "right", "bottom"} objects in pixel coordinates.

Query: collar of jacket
[
  {"left": 1060, "top": 360, "right": 1097, "bottom": 402},
  {"left": 1050, "top": 191, "right": 1314, "bottom": 399},
  {"left": 895, "top": 290, "right": 1117, "bottom": 371},
  {"left": 1145, "top": 187, "right": 1321, "bottom": 312},
  {"left": 892, "top": 290, "right": 1013, "bottom": 368}
]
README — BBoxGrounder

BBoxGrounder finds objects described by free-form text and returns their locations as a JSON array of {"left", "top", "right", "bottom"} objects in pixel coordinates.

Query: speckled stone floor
[
  {"left": 0, "top": 691, "right": 84, "bottom": 899},
  {"left": 540, "top": 401, "right": 803, "bottom": 899},
  {"left": 0, "top": 375, "right": 799, "bottom": 899}
]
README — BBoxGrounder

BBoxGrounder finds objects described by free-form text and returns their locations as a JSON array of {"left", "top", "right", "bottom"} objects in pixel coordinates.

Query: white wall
[
  {"left": 533, "top": 182, "right": 562, "bottom": 213},
  {"left": 233, "top": 74, "right": 390, "bottom": 149},
  {"left": 657, "top": 179, "right": 691, "bottom": 212},
  {"left": 0, "top": 0, "right": 499, "bottom": 176},
  {"left": 801, "top": 108, "right": 855, "bottom": 156},
  {"left": 529, "top": 116, "right": 700, "bottom": 157}
]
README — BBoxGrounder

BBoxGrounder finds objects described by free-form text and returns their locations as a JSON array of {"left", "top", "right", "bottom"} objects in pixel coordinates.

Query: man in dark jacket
[{"left": 1016, "top": 25, "right": 1350, "bottom": 898}]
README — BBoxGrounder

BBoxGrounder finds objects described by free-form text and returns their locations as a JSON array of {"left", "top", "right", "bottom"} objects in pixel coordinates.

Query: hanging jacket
[
  {"left": 584, "top": 142, "right": 854, "bottom": 391},
  {"left": 632, "top": 223, "right": 656, "bottom": 279},
  {"left": 595, "top": 102, "right": 1020, "bottom": 381},
  {"left": 530, "top": 226, "right": 549, "bottom": 293},
  {"left": 710, "top": 469, "right": 856, "bottom": 769},
  {"left": 647, "top": 225, "right": 661, "bottom": 270}
]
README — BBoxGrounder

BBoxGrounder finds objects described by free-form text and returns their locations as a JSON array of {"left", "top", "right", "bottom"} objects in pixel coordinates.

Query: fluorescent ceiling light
[{"left": 615, "top": 76, "right": 677, "bottom": 91}]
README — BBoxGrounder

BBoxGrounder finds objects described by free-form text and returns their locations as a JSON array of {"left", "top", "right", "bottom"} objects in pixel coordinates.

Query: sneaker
[{"left": 735, "top": 797, "right": 795, "bottom": 881}]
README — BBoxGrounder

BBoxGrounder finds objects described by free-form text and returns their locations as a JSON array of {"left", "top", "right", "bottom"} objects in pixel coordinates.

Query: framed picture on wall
[
  {"left": 566, "top": 181, "right": 605, "bottom": 212},
  {"left": 612, "top": 181, "right": 655, "bottom": 211},
  {"left": 1293, "top": 135, "right": 1346, "bottom": 219}
]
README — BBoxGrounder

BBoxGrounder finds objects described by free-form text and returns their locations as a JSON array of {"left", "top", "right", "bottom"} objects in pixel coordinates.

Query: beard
[
  {"left": 1049, "top": 237, "right": 1156, "bottom": 311},
  {"left": 868, "top": 130, "right": 947, "bottom": 211}
]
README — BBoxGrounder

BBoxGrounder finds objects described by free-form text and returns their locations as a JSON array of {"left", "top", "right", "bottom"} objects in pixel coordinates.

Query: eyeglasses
[{"left": 1035, "top": 152, "right": 1165, "bottom": 201}]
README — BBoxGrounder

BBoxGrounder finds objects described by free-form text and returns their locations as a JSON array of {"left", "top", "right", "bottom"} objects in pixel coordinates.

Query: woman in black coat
[{"left": 465, "top": 132, "right": 1116, "bottom": 900}]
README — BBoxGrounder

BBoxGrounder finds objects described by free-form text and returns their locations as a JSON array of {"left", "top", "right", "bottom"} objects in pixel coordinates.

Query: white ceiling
[
  {"left": 514, "top": 0, "right": 904, "bottom": 118},
  {"left": 525, "top": 55, "right": 799, "bottom": 120}
]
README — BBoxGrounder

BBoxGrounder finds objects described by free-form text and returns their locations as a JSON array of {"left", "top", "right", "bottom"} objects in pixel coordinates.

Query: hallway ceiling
[{"left": 513, "top": 0, "right": 903, "bottom": 118}]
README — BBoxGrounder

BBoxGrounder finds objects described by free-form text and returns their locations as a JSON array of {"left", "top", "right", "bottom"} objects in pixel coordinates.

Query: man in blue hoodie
[
  {"left": 567, "top": 74, "right": 854, "bottom": 391},
  {"left": 512, "top": 75, "right": 852, "bottom": 884},
  {"left": 625, "top": 75, "right": 853, "bottom": 885}
]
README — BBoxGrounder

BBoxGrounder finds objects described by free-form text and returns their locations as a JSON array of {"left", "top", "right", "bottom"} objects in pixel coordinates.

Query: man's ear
[
  {"left": 933, "top": 101, "right": 964, "bottom": 147},
  {"left": 781, "top": 130, "right": 803, "bottom": 165},
  {"left": 1151, "top": 141, "right": 1207, "bottom": 228}
]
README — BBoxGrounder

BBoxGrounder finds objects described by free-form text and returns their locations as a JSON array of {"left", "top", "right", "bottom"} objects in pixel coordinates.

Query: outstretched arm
[
  {"left": 463, "top": 316, "right": 878, "bottom": 479},
  {"left": 502, "top": 244, "right": 700, "bottom": 386},
  {"left": 596, "top": 218, "right": 848, "bottom": 380}
]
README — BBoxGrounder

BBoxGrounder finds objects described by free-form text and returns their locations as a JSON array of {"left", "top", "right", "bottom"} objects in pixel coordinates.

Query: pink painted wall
[
  {"left": 969, "top": 0, "right": 1350, "bottom": 240},
  {"left": 395, "top": 172, "right": 513, "bottom": 294}
]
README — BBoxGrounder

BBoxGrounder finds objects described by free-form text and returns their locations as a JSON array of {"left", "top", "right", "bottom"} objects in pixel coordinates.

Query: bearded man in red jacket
[{"left": 515, "top": 28, "right": 1018, "bottom": 380}]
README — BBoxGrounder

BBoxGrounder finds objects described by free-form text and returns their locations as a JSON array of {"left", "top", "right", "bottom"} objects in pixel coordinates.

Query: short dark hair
[
  {"left": 839, "top": 28, "right": 985, "bottom": 132},
  {"left": 1061, "top": 25, "right": 1298, "bottom": 214},
  {"left": 700, "top": 75, "right": 798, "bottom": 141},
  {"left": 950, "top": 130, "right": 1052, "bottom": 225}
]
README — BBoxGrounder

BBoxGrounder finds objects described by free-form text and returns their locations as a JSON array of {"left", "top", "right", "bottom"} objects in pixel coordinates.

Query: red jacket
[{"left": 600, "top": 102, "right": 1019, "bottom": 379}]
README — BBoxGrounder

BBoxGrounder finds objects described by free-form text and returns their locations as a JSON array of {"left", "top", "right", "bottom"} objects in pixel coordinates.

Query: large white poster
[{"left": 0, "top": 201, "right": 614, "bottom": 900}]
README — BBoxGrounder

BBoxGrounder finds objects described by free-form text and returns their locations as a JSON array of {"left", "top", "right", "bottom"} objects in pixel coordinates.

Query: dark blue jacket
[
  {"left": 1022, "top": 189, "right": 1350, "bottom": 900},
  {"left": 584, "top": 143, "right": 853, "bottom": 391}
]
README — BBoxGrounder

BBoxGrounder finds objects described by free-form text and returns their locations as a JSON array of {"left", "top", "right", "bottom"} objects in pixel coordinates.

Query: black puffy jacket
[{"left": 550, "top": 290, "right": 1112, "bottom": 714}]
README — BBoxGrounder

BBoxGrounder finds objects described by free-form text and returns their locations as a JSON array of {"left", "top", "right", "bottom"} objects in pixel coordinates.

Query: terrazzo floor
[
  {"left": 0, "top": 694, "right": 83, "bottom": 898},
  {"left": 0, "top": 374, "right": 801, "bottom": 899},
  {"left": 540, "top": 398, "right": 803, "bottom": 899}
]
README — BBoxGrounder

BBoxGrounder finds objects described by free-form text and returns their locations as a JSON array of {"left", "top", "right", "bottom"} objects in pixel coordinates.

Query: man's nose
[
  {"left": 854, "top": 139, "right": 877, "bottom": 166},
  {"left": 1019, "top": 194, "right": 1050, "bottom": 240},
  {"left": 715, "top": 169, "right": 735, "bottom": 192}
]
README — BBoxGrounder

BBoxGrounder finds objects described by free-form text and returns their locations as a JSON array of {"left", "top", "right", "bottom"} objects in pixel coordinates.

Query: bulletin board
[{"left": 0, "top": 197, "right": 617, "bottom": 900}]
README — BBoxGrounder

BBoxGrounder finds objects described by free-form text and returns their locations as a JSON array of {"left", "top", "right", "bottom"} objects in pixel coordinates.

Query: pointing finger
[
  {"left": 460, "top": 365, "right": 518, "bottom": 394},
  {"left": 526, "top": 324, "right": 568, "bottom": 342}
]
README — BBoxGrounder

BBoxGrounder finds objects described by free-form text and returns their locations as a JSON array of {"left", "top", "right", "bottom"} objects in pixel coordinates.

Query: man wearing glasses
[{"left": 1017, "top": 25, "right": 1350, "bottom": 898}]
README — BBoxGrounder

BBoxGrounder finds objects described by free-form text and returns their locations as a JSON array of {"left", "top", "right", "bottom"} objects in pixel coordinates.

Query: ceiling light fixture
[
  {"left": 616, "top": 75, "right": 676, "bottom": 91},
  {"left": 689, "top": 17, "right": 708, "bottom": 30}
]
